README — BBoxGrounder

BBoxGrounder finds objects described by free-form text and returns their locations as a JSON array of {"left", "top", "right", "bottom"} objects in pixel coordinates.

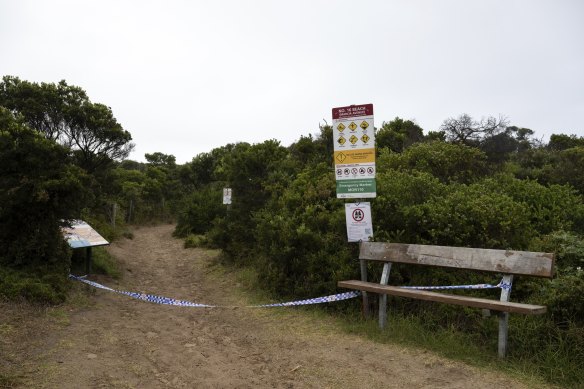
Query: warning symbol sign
[
  {"left": 337, "top": 136, "right": 346, "bottom": 145},
  {"left": 337, "top": 123, "right": 346, "bottom": 132},
  {"left": 360, "top": 121, "right": 369, "bottom": 130},
  {"left": 348, "top": 122, "right": 357, "bottom": 131},
  {"left": 361, "top": 134, "right": 370, "bottom": 144},
  {"left": 349, "top": 135, "right": 358, "bottom": 144},
  {"left": 352, "top": 208, "right": 365, "bottom": 222},
  {"left": 336, "top": 152, "right": 347, "bottom": 163}
]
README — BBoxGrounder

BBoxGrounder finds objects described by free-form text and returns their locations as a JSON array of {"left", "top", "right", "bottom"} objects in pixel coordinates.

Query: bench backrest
[{"left": 359, "top": 242, "right": 554, "bottom": 278}]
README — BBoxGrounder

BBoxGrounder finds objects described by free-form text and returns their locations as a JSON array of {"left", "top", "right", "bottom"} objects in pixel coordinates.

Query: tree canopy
[{"left": 0, "top": 76, "right": 134, "bottom": 173}]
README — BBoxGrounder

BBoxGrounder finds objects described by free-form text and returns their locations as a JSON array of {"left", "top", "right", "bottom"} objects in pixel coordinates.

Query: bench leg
[
  {"left": 498, "top": 312, "right": 509, "bottom": 358},
  {"left": 360, "top": 259, "right": 371, "bottom": 319},
  {"left": 497, "top": 275, "right": 513, "bottom": 358},
  {"left": 378, "top": 262, "right": 391, "bottom": 329}
]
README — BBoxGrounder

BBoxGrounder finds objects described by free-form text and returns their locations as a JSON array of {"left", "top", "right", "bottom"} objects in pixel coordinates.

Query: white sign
[
  {"left": 223, "top": 188, "right": 232, "bottom": 205},
  {"left": 345, "top": 203, "right": 373, "bottom": 242}
]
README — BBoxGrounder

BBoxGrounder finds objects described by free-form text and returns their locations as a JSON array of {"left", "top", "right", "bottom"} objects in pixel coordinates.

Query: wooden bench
[{"left": 338, "top": 242, "right": 554, "bottom": 357}]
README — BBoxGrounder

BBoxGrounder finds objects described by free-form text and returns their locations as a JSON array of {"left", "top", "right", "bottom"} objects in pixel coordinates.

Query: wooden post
[
  {"left": 112, "top": 203, "right": 117, "bottom": 229},
  {"left": 498, "top": 274, "right": 513, "bottom": 358},
  {"left": 85, "top": 246, "right": 93, "bottom": 275},
  {"left": 128, "top": 199, "right": 133, "bottom": 223},
  {"left": 360, "top": 259, "right": 370, "bottom": 318},
  {"left": 378, "top": 262, "right": 392, "bottom": 328}
]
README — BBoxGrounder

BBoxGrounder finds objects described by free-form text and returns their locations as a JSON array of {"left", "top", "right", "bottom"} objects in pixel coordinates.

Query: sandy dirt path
[{"left": 1, "top": 225, "right": 537, "bottom": 388}]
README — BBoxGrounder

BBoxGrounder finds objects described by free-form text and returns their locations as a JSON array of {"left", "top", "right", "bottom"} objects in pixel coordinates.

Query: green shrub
[
  {"left": 174, "top": 185, "right": 226, "bottom": 237},
  {"left": 0, "top": 266, "right": 68, "bottom": 304},
  {"left": 183, "top": 234, "right": 209, "bottom": 248},
  {"left": 377, "top": 141, "right": 489, "bottom": 184},
  {"left": 373, "top": 170, "right": 445, "bottom": 242},
  {"left": 253, "top": 163, "right": 358, "bottom": 298},
  {"left": 481, "top": 175, "right": 584, "bottom": 234},
  {"left": 416, "top": 183, "right": 533, "bottom": 249}
]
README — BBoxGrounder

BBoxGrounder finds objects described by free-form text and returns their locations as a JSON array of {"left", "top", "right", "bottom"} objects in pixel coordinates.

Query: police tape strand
[
  {"left": 69, "top": 275, "right": 359, "bottom": 308},
  {"left": 69, "top": 275, "right": 511, "bottom": 308},
  {"left": 399, "top": 279, "right": 511, "bottom": 291}
]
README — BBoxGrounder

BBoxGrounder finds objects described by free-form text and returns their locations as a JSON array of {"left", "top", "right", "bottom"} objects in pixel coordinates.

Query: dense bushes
[
  {"left": 378, "top": 141, "right": 489, "bottom": 183},
  {"left": 176, "top": 132, "right": 584, "bottom": 313},
  {"left": 174, "top": 122, "right": 584, "bottom": 385},
  {"left": 254, "top": 163, "right": 357, "bottom": 297},
  {"left": 0, "top": 108, "right": 89, "bottom": 302},
  {"left": 1, "top": 77, "right": 145, "bottom": 304}
]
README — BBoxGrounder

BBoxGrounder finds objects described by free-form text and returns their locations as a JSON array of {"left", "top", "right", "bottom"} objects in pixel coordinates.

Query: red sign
[{"left": 332, "top": 104, "right": 374, "bottom": 120}]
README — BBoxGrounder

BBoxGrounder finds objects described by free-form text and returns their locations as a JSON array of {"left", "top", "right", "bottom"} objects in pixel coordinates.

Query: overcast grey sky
[{"left": 1, "top": 0, "right": 583, "bottom": 163}]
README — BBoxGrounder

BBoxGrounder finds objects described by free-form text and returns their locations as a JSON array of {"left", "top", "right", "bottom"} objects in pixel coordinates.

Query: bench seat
[
  {"left": 339, "top": 242, "right": 554, "bottom": 357},
  {"left": 338, "top": 280, "right": 547, "bottom": 315}
]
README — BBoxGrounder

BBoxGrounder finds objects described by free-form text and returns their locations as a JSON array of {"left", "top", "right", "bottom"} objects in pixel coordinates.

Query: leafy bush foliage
[
  {"left": 174, "top": 126, "right": 584, "bottom": 385},
  {"left": 0, "top": 108, "right": 88, "bottom": 271},
  {"left": 174, "top": 185, "right": 226, "bottom": 237},
  {"left": 377, "top": 141, "right": 489, "bottom": 183},
  {"left": 253, "top": 163, "right": 358, "bottom": 297}
]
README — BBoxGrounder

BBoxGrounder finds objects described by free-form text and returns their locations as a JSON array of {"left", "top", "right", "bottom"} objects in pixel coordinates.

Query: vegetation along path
[{"left": 2, "top": 225, "right": 540, "bottom": 388}]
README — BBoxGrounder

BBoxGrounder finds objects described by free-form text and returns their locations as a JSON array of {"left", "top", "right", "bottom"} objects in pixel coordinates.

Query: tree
[
  {"left": 0, "top": 107, "right": 90, "bottom": 269},
  {"left": 548, "top": 134, "right": 584, "bottom": 151},
  {"left": 479, "top": 126, "right": 536, "bottom": 164},
  {"left": 145, "top": 152, "right": 176, "bottom": 166},
  {"left": 67, "top": 102, "right": 133, "bottom": 173},
  {"left": 0, "top": 76, "right": 134, "bottom": 173},
  {"left": 0, "top": 75, "right": 86, "bottom": 142},
  {"left": 441, "top": 113, "right": 508, "bottom": 145},
  {"left": 376, "top": 117, "right": 424, "bottom": 152}
]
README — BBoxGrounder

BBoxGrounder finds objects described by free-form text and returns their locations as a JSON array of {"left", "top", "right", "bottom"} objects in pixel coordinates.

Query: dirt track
[{"left": 1, "top": 225, "right": 536, "bottom": 388}]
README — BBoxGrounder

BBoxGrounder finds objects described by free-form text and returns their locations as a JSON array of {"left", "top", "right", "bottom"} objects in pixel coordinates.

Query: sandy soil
[{"left": 1, "top": 225, "right": 538, "bottom": 388}]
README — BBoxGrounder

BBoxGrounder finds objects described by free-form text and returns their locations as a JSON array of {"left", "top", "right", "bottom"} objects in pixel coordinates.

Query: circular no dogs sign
[{"left": 352, "top": 208, "right": 365, "bottom": 222}]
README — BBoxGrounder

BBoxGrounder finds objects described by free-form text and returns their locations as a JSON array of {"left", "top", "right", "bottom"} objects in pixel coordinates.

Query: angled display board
[{"left": 62, "top": 220, "right": 109, "bottom": 249}]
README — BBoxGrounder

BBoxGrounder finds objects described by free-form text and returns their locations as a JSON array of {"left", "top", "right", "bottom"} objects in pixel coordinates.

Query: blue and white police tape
[
  {"left": 69, "top": 274, "right": 510, "bottom": 308},
  {"left": 69, "top": 274, "right": 359, "bottom": 308},
  {"left": 251, "top": 292, "right": 361, "bottom": 308},
  {"left": 399, "top": 278, "right": 511, "bottom": 291}
]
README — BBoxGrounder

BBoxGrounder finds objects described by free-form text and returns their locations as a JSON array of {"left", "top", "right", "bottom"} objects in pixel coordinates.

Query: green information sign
[{"left": 336, "top": 179, "right": 377, "bottom": 198}]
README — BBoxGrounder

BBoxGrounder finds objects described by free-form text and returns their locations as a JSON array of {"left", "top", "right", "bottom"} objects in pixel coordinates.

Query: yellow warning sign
[
  {"left": 361, "top": 134, "right": 370, "bottom": 143},
  {"left": 337, "top": 123, "right": 346, "bottom": 132},
  {"left": 348, "top": 122, "right": 357, "bottom": 131},
  {"left": 334, "top": 149, "right": 375, "bottom": 164},
  {"left": 337, "top": 136, "right": 346, "bottom": 145},
  {"left": 360, "top": 121, "right": 369, "bottom": 130},
  {"left": 349, "top": 135, "right": 358, "bottom": 144}
]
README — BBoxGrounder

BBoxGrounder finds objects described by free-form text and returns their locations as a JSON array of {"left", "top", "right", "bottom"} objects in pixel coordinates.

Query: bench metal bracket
[
  {"left": 498, "top": 274, "right": 514, "bottom": 358},
  {"left": 378, "top": 262, "right": 392, "bottom": 328}
]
